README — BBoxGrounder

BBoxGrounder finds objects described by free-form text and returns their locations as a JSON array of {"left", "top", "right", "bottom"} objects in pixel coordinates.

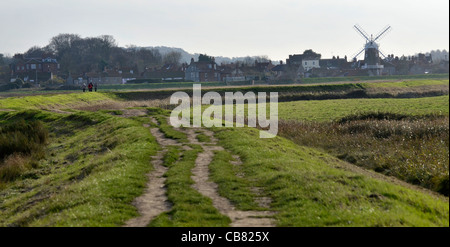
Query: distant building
[
  {"left": 319, "top": 56, "right": 349, "bottom": 70},
  {"left": 185, "top": 58, "right": 220, "bottom": 82},
  {"left": 219, "top": 64, "right": 245, "bottom": 82},
  {"left": 286, "top": 54, "right": 304, "bottom": 67},
  {"left": 271, "top": 61, "right": 288, "bottom": 78},
  {"left": 10, "top": 54, "right": 59, "bottom": 82},
  {"left": 286, "top": 50, "right": 321, "bottom": 74},
  {"left": 142, "top": 63, "right": 186, "bottom": 81}
]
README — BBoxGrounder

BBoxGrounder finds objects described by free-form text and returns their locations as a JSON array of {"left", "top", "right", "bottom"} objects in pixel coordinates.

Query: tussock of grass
[
  {"left": 195, "top": 133, "right": 211, "bottom": 143},
  {"left": 213, "top": 127, "right": 449, "bottom": 226},
  {"left": 149, "top": 145, "right": 231, "bottom": 227},
  {"left": 0, "top": 119, "right": 48, "bottom": 160},
  {"left": 0, "top": 119, "right": 48, "bottom": 182},
  {"left": 154, "top": 115, "right": 188, "bottom": 143}
]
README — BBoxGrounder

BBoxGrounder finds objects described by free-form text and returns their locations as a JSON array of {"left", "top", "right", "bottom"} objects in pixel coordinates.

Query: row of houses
[
  {"left": 183, "top": 49, "right": 449, "bottom": 82},
  {"left": 8, "top": 50, "right": 449, "bottom": 84},
  {"left": 185, "top": 58, "right": 274, "bottom": 83}
]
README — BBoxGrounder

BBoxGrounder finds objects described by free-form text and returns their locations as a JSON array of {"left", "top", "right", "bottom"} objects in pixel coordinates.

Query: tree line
[{"left": 7, "top": 34, "right": 184, "bottom": 77}]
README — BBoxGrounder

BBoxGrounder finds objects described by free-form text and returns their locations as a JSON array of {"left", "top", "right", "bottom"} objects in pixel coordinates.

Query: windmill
[{"left": 353, "top": 24, "right": 392, "bottom": 76}]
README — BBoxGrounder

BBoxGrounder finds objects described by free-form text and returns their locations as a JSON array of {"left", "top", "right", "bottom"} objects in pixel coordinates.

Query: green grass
[
  {"left": 195, "top": 132, "right": 211, "bottom": 143},
  {"left": 154, "top": 115, "right": 188, "bottom": 143},
  {"left": 361, "top": 79, "right": 449, "bottom": 88},
  {"left": 301, "top": 73, "right": 449, "bottom": 84},
  {"left": 209, "top": 150, "right": 260, "bottom": 210},
  {"left": 212, "top": 126, "right": 449, "bottom": 226},
  {"left": 277, "top": 95, "right": 449, "bottom": 122},
  {"left": 194, "top": 95, "right": 448, "bottom": 123},
  {"left": 149, "top": 145, "right": 231, "bottom": 227},
  {"left": 0, "top": 110, "right": 159, "bottom": 226},
  {"left": 0, "top": 92, "right": 115, "bottom": 110},
  {"left": 0, "top": 80, "right": 448, "bottom": 227},
  {"left": 100, "top": 81, "right": 225, "bottom": 91}
]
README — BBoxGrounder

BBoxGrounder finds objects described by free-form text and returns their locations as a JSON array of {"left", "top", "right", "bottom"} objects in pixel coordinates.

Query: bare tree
[
  {"left": 163, "top": 51, "right": 182, "bottom": 65},
  {"left": 48, "top": 33, "right": 82, "bottom": 57}
]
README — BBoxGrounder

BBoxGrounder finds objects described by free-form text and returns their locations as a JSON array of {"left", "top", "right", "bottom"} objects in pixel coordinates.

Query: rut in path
[
  {"left": 179, "top": 127, "right": 276, "bottom": 227},
  {"left": 123, "top": 119, "right": 177, "bottom": 227}
]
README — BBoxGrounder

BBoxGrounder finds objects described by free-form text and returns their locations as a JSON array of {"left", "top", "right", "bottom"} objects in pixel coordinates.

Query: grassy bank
[
  {"left": 0, "top": 92, "right": 115, "bottom": 110},
  {"left": 0, "top": 110, "right": 158, "bottom": 226},
  {"left": 212, "top": 126, "right": 448, "bottom": 226}
]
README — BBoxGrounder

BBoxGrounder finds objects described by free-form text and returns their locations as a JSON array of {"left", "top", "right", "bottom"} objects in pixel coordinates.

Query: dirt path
[
  {"left": 125, "top": 116, "right": 275, "bottom": 227},
  {"left": 178, "top": 127, "right": 276, "bottom": 227},
  {"left": 123, "top": 120, "right": 174, "bottom": 227}
]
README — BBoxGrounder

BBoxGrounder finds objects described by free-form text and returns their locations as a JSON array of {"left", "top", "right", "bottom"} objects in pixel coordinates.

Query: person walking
[
  {"left": 88, "top": 82, "right": 93, "bottom": 92},
  {"left": 94, "top": 82, "right": 98, "bottom": 92},
  {"left": 82, "top": 82, "right": 86, "bottom": 92}
]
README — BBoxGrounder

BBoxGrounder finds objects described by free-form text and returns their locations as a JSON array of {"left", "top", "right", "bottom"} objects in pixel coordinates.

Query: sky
[{"left": 0, "top": 0, "right": 448, "bottom": 61}]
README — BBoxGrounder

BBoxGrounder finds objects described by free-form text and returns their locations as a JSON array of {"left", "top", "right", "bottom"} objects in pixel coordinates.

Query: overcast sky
[{"left": 1, "top": 0, "right": 448, "bottom": 61}]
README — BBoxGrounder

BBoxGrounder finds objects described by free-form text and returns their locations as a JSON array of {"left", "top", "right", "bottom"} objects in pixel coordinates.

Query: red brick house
[
  {"left": 185, "top": 58, "right": 220, "bottom": 82},
  {"left": 10, "top": 54, "right": 59, "bottom": 82}
]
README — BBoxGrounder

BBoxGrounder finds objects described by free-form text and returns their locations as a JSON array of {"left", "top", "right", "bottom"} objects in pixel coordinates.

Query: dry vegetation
[
  {"left": 278, "top": 113, "right": 449, "bottom": 195},
  {"left": 0, "top": 120, "right": 48, "bottom": 185}
]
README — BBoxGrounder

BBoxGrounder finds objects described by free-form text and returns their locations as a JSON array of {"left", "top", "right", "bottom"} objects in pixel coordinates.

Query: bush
[{"left": 0, "top": 82, "right": 20, "bottom": 92}]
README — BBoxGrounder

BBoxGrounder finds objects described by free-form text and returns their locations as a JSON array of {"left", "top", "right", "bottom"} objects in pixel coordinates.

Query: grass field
[
  {"left": 360, "top": 79, "right": 449, "bottom": 88},
  {"left": 195, "top": 95, "right": 449, "bottom": 123},
  {"left": 277, "top": 95, "right": 449, "bottom": 122},
  {"left": 0, "top": 77, "right": 448, "bottom": 226}
]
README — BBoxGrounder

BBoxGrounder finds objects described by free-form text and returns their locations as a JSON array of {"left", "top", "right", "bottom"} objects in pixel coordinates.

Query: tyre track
[
  {"left": 178, "top": 127, "right": 276, "bottom": 227},
  {"left": 123, "top": 119, "right": 175, "bottom": 227}
]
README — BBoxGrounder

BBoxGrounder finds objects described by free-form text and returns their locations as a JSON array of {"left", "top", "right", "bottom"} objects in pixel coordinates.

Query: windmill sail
[{"left": 352, "top": 24, "right": 391, "bottom": 76}]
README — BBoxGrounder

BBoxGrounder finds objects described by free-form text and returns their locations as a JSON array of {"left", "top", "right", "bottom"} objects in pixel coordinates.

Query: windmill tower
[{"left": 353, "top": 24, "right": 392, "bottom": 76}]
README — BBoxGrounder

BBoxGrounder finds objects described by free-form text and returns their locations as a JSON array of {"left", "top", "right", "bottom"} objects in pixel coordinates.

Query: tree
[
  {"left": 163, "top": 51, "right": 182, "bottom": 65},
  {"left": 303, "top": 49, "right": 321, "bottom": 59},
  {"left": 254, "top": 55, "right": 270, "bottom": 63},
  {"left": 198, "top": 54, "right": 214, "bottom": 62},
  {"left": 48, "top": 33, "right": 82, "bottom": 57},
  {"left": 243, "top": 56, "right": 254, "bottom": 66},
  {"left": 24, "top": 46, "right": 52, "bottom": 58}
]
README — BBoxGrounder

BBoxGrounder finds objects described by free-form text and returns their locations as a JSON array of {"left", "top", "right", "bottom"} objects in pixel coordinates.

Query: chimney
[{"left": 280, "top": 60, "right": 283, "bottom": 65}]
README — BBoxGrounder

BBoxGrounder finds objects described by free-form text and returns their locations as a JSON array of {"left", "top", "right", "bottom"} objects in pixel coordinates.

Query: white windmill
[{"left": 353, "top": 24, "right": 392, "bottom": 76}]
